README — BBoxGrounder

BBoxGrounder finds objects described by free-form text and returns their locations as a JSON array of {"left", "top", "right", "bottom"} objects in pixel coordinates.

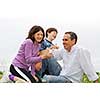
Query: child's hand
[{"left": 50, "top": 44, "right": 59, "bottom": 49}]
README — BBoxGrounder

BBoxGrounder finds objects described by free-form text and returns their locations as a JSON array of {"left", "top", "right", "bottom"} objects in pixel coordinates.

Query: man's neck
[
  {"left": 65, "top": 45, "right": 76, "bottom": 53},
  {"left": 67, "top": 48, "right": 71, "bottom": 52}
]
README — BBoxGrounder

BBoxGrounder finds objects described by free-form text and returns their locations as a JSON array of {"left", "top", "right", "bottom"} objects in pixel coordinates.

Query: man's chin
[
  {"left": 63, "top": 45, "right": 67, "bottom": 48},
  {"left": 64, "top": 46, "right": 68, "bottom": 50}
]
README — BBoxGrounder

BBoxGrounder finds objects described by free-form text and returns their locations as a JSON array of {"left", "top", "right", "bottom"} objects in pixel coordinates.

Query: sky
[{"left": 0, "top": 0, "right": 100, "bottom": 70}]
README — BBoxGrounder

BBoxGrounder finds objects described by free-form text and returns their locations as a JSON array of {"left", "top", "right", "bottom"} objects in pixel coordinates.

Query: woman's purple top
[{"left": 12, "top": 39, "right": 42, "bottom": 75}]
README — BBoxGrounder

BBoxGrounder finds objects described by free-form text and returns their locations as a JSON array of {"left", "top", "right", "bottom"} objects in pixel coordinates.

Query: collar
[{"left": 65, "top": 45, "right": 77, "bottom": 54}]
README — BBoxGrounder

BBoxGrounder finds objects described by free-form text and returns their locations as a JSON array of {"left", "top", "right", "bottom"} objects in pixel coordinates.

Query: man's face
[
  {"left": 62, "top": 34, "right": 75, "bottom": 51},
  {"left": 48, "top": 31, "right": 57, "bottom": 41}
]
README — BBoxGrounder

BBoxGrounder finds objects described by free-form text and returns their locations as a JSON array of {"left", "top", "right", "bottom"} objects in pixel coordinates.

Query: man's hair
[
  {"left": 46, "top": 28, "right": 58, "bottom": 37},
  {"left": 65, "top": 32, "right": 78, "bottom": 44}
]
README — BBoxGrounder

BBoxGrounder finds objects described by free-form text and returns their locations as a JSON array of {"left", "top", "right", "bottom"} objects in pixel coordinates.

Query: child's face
[{"left": 48, "top": 31, "right": 57, "bottom": 41}]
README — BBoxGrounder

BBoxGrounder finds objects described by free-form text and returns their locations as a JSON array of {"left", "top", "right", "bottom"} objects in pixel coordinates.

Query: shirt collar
[
  {"left": 65, "top": 45, "right": 77, "bottom": 54},
  {"left": 45, "top": 38, "right": 53, "bottom": 44}
]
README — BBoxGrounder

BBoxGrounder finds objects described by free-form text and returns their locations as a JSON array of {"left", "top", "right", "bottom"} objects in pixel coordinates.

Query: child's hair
[{"left": 46, "top": 28, "right": 58, "bottom": 37}]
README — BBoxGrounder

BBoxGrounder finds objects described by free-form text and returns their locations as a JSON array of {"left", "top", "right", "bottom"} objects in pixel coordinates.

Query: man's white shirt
[{"left": 52, "top": 46, "right": 98, "bottom": 82}]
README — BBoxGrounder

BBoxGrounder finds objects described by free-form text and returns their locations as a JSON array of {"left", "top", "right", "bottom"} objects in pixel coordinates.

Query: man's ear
[{"left": 72, "top": 39, "right": 76, "bottom": 45}]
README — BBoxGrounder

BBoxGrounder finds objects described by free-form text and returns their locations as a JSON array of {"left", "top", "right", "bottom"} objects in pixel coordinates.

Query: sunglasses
[{"left": 62, "top": 39, "right": 68, "bottom": 41}]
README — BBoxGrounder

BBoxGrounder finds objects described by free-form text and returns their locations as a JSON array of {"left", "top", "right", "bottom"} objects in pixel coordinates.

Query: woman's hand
[
  {"left": 39, "top": 49, "right": 53, "bottom": 59},
  {"left": 33, "top": 75, "right": 39, "bottom": 82},
  {"left": 35, "top": 62, "right": 42, "bottom": 71}
]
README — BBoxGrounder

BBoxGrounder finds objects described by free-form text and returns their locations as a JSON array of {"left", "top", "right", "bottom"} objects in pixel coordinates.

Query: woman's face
[{"left": 34, "top": 31, "right": 44, "bottom": 43}]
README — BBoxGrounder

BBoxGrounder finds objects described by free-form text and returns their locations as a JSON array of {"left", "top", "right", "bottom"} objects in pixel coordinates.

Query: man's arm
[{"left": 79, "top": 48, "right": 99, "bottom": 82}]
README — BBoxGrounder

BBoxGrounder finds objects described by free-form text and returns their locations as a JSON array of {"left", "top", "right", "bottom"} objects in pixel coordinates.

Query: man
[
  {"left": 38, "top": 28, "right": 62, "bottom": 77},
  {"left": 43, "top": 32, "right": 99, "bottom": 83}
]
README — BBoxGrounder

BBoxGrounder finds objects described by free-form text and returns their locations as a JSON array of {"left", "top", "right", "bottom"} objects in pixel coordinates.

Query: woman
[{"left": 9, "top": 25, "right": 50, "bottom": 83}]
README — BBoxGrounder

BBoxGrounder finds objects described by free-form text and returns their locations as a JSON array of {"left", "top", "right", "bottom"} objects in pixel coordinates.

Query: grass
[
  {"left": 0, "top": 71, "right": 3, "bottom": 79},
  {"left": 81, "top": 72, "right": 100, "bottom": 83},
  {"left": 0, "top": 71, "right": 100, "bottom": 83}
]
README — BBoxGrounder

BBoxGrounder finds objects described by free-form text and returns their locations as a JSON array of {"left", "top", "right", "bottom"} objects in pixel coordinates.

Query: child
[{"left": 37, "top": 28, "right": 62, "bottom": 77}]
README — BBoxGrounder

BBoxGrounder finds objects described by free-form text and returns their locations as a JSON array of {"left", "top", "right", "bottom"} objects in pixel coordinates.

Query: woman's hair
[
  {"left": 26, "top": 25, "right": 45, "bottom": 43},
  {"left": 46, "top": 28, "right": 58, "bottom": 37}
]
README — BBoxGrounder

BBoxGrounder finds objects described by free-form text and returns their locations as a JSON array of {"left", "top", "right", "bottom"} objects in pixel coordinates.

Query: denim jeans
[
  {"left": 43, "top": 75, "right": 72, "bottom": 83},
  {"left": 37, "top": 57, "right": 62, "bottom": 77}
]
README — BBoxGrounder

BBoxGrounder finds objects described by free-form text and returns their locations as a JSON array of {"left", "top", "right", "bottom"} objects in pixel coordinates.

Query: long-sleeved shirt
[
  {"left": 40, "top": 39, "right": 53, "bottom": 51},
  {"left": 52, "top": 46, "right": 98, "bottom": 82},
  {"left": 12, "top": 39, "right": 42, "bottom": 75}
]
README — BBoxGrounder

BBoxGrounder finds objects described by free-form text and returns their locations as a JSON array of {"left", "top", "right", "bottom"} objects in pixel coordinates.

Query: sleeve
[
  {"left": 40, "top": 40, "right": 52, "bottom": 51},
  {"left": 24, "top": 40, "right": 42, "bottom": 64},
  {"left": 31, "top": 64, "right": 36, "bottom": 75},
  {"left": 39, "top": 41, "right": 47, "bottom": 51},
  {"left": 79, "top": 48, "right": 98, "bottom": 81},
  {"left": 52, "top": 49, "right": 63, "bottom": 61}
]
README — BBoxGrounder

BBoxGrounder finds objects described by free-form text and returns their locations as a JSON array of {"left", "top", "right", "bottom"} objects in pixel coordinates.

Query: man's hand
[{"left": 93, "top": 79, "right": 98, "bottom": 83}]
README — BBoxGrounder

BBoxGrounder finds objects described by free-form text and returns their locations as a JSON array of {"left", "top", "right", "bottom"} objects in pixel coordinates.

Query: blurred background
[{"left": 0, "top": 0, "right": 100, "bottom": 71}]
